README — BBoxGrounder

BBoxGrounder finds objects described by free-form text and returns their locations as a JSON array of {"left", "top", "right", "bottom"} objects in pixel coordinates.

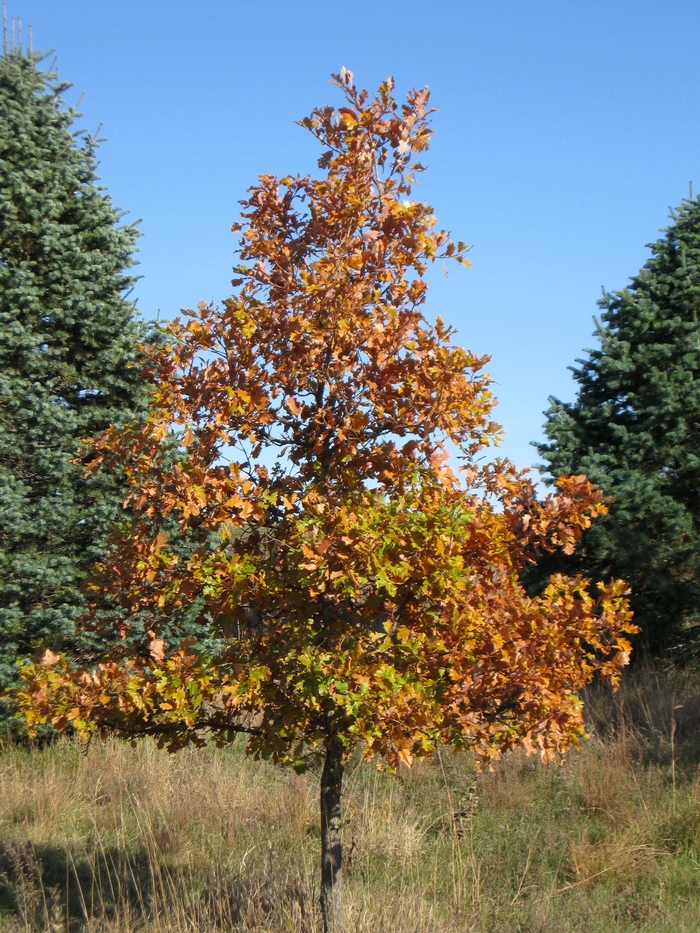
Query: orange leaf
[{"left": 150, "top": 639, "right": 166, "bottom": 662}]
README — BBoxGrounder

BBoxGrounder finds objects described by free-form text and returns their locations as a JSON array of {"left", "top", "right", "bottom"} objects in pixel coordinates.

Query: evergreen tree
[
  {"left": 536, "top": 195, "right": 700, "bottom": 655},
  {"left": 0, "top": 47, "right": 150, "bottom": 699}
]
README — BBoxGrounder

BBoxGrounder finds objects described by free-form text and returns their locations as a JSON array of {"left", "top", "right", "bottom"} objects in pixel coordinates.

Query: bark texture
[{"left": 320, "top": 743, "right": 345, "bottom": 933}]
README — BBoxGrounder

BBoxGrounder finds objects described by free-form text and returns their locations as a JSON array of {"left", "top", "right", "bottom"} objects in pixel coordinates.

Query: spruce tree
[
  {"left": 536, "top": 195, "right": 700, "bottom": 655},
  {"left": 0, "top": 47, "right": 150, "bottom": 699}
]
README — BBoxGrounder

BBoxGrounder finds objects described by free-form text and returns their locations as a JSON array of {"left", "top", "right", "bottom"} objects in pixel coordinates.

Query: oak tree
[{"left": 15, "top": 71, "right": 634, "bottom": 932}]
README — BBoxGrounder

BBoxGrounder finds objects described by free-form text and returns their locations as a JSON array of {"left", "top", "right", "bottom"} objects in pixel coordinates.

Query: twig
[{"left": 510, "top": 827, "right": 540, "bottom": 904}]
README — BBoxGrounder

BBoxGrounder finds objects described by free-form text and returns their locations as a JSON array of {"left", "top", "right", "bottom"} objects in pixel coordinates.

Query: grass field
[{"left": 0, "top": 664, "right": 698, "bottom": 932}]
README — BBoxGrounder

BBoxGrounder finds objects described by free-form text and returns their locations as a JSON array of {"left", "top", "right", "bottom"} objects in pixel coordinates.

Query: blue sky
[{"left": 7, "top": 1, "right": 700, "bottom": 475}]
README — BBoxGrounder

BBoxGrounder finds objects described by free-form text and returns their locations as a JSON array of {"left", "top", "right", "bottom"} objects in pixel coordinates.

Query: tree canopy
[{"left": 536, "top": 195, "right": 700, "bottom": 656}]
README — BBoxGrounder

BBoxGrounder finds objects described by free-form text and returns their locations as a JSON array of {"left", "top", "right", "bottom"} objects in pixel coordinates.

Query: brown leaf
[
  {"left": 150, "top": 639, "right": 166, "bottom": 662},
  {"left": 40, "top": 649, "right": 61, "bottom": 667}
]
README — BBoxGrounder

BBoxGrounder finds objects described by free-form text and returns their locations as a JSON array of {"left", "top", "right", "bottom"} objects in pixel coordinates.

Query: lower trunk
[{"left": 320, "top": 742, "right": 345, "bottom": 933}]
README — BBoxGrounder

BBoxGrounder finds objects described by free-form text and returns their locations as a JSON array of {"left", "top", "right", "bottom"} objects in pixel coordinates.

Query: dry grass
[{"left": 0, "top": 664, "right": 699, "bottom": 932}]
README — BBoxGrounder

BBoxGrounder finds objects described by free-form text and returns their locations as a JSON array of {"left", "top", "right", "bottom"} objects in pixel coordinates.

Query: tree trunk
[{"left": 320, "top": 742, "right": 345, "bottom": 933}]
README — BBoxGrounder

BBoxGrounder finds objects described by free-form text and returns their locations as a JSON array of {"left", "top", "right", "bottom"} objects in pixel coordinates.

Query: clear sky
[{"left": 7, "top": 1, "right": 700, "bottom": 475}]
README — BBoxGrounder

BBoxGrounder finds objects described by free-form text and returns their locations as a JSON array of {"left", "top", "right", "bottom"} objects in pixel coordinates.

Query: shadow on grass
[
  {"left": 583, "top": 663, "right": 700, "bottom": 773},
  {"left": 0, "top": 839, "right": 317, "bottom": 932}
]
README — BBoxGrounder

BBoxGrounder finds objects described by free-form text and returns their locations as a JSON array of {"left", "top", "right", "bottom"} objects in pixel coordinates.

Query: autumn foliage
[
  {"left": 16, "top": 68, "right": 635, "bottom": 764},
  {"left": 14, "top": 68, "right": 635, "bottom": 849}
]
